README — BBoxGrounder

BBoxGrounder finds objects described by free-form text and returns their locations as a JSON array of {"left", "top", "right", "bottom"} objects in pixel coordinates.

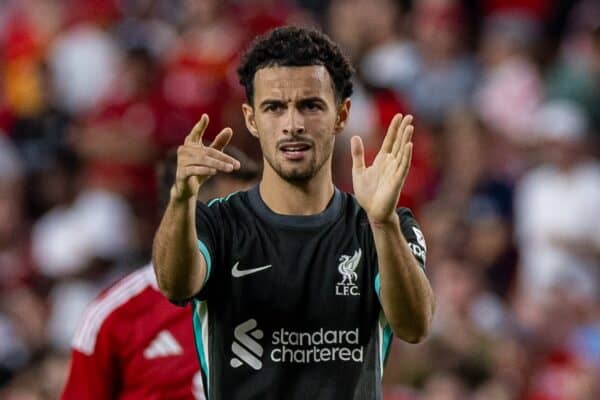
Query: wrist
[
  {"left": 368, "top": 212, "right": 399, "bottom": 229},
  {"left": 170, "top": 185, "right": 197, "bottom": 205}
]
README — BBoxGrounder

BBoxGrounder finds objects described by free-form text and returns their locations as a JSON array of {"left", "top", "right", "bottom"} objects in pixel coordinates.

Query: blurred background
[{"left": 0, "top": 0, "right": 599, "bottom": 399}]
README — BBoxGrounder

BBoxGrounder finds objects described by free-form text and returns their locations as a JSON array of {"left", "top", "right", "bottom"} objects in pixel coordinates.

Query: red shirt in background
[{"left": 61, "top": 265, "right": 204, "bottom": 400}]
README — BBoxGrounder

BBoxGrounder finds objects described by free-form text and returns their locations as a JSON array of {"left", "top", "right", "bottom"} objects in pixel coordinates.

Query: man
[
  {"left": 515, "top": 100, "right": 600, "bottom": 298},
  {"left": 61, "top": 150, "right": 259, "bottom": 399},
  {"left": 153, "top": 26, "right": 434, "bottom": 399}
]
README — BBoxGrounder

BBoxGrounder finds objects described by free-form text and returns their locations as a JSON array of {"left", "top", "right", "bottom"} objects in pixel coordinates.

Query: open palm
[{"left": 351, "top": 114, "right": 414, "bottom": 223}]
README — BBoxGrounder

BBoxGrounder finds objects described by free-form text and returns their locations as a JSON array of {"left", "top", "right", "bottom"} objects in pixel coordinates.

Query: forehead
[{"left": 253, "top": 65, "right": 335, "bottom": 101}]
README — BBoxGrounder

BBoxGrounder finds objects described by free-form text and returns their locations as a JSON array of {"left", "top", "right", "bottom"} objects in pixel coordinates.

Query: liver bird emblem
[{"left": 338, "top": 249, "right": 362, "bottom": 285}]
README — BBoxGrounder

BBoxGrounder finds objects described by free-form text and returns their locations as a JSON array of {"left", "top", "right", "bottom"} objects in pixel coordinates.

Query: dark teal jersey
[{"left": 189, "top": 186, "right": 426, "bottom": 400}]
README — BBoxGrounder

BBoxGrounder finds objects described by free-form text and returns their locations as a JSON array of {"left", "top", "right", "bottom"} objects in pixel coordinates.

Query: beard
[
  {"left": 268, "top": 157, "right": 318, "bottom": 183},
  {"left": 262, "top": 137, "right": 333, "bottom": 184}
]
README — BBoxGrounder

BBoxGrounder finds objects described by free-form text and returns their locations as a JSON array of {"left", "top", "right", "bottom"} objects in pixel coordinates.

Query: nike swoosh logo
[{"left": 231, "top": 262, "right": 272, "bottom": 278}]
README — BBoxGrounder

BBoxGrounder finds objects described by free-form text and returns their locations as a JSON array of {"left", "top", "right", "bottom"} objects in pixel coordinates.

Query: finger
[
  {"left": 398, "top": 114, "right": 413, "bottom": 138},
  {"left": 182, "top": 156, "right": 235, "bottom": 172},
  {"left": 380, "top": 114, "right": 402, "bottom": 153},
  {"left": 392, "top": 125, "right": 413, "bottom": 157},
  {"left": 396, "top": 142, "right": 413, "bottom": 179},
  {"left": 210, "top": 127, "right": 233, "bottom": 151},
  {"left": 204, "top": 147, "right": 240, "bottom": 169},
  {"left": 391, "top": 115, "right": 413, "bottom": 156},
  {"left": 351, "top": 136, "right": 365, "bottom": 170},
  {"left": 180, "top": 144, "right": 240, "bottom": 169},
  {"left": 184, "top": 114, "right": 209, "bottom": 145},
  {"left": 179, "top": 166, "right": 217, "bottom": 180}
]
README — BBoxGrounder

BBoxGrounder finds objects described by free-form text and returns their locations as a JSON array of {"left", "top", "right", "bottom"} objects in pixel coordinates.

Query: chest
[{"left": 215, "top": 223, "right": 378, "bottom": 328}]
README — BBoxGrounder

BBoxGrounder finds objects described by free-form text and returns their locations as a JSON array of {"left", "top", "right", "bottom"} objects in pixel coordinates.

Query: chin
[{"left": 279, "top": 168, "right": 315, "bottom": 183}]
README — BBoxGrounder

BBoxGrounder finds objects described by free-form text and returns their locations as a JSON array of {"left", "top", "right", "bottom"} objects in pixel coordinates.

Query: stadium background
[{"left": 1, "top": 0, "right": 599, "bottom": 398}]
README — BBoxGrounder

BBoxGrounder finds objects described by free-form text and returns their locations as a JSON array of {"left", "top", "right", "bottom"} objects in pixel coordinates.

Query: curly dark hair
[{"left": 237, "top": 26, "right": 354, "bottom": 105}]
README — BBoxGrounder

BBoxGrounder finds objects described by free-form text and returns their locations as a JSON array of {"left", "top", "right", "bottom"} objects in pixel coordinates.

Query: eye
[
  {"left": 264, "top": 103, "right": 283, "bottom": 112},
  {"left": 301, "top": 101, "right": 322, "bottom": 112}
]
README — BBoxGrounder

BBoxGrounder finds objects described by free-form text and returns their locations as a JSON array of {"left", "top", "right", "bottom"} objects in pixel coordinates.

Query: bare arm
[
  {"left": 153, "top": 193, "right": 206, "bottom": 301},
  {"left": 152, "top": 114, "right": 240, "bottom": 301},
  {"left": 352, "top": 114, "right": 434, "bottom": 343},
  {"left": 371, "top": 215, "right": 434, "bottom": 343}
]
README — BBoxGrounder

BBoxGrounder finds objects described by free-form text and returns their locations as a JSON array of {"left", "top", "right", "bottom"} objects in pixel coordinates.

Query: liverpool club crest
[{"left": 336, "top": 249, "right": 362, "bottom": 296}]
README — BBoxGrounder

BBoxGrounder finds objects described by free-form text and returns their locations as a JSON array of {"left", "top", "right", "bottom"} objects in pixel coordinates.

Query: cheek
[
  {"left": 308, "top": 112, "right": 336, "bottom": 128},
  {"left": 305, "top": 115, "right": 337, "bottom": 142}
]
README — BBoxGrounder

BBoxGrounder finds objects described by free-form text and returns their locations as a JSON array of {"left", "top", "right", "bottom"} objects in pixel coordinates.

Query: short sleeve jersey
[{"left": 191, "top": 186, "right": 426, "bottom": 400}]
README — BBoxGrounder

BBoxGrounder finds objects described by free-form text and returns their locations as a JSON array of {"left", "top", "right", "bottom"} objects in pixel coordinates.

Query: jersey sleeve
[
  {"left": 396, "top": 208, "right": 427, "bottom": 269},
  {"left": 61, "top": 325, "right": 118, "bottom": 400},
  {"left": 191, "top": 200, "right": 227, "bottom": 301}
]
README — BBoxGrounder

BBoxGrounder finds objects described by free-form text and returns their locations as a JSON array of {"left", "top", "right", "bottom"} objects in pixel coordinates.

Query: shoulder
[
  {"left": 397, "top": 207, "right": 417, "bottom": 222},
  {"left": 198, "top": 190, "right": 252, "bottom": 220},
  {"left": 205, "top": 190, "right": 247, "bottom": 208},
  {"left": 72, "top": 265, "right": 158, "bottom": 355},
  {"left": 397, "top": 207, "right": 426, "bottom": 246}
]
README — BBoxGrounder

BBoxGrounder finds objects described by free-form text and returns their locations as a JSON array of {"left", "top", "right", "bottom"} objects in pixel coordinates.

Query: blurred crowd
[{"left": 0, "top": 0, "right": 599, "bottom": 399}]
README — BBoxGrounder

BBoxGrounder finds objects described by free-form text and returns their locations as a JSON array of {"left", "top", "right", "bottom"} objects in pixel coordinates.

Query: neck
[{"left": 259, "top": 160, "right": 334, "bottom": 215}]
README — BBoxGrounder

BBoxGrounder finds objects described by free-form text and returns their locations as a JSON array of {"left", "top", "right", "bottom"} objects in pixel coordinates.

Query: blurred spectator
[
  {"left": 74, "top": 46, "right": 162, "bottom": 200},
  {"left": 474, "top": 11, "right": 543, "bottom": 142},
  {"left": 31, "top": 186, "right": 133, "bottom": 280},
  {"left": 157, "top": 0, "right": 247, "bottom": 147},
  {"left": 363, "top": 0, "right": 477, "bottom": 128},
  {"left": 30, "top": 152, "right": 134, "bottom": 350},
  {"left": 431, "top": 111, "right": 518, "bottom": 298},
  {"left": 8, "top": 61, "right": 71, "bottom": 179},
  {"left": 515, "top": 100, "right": 600, "bottom": 298},
  {"left": 48, "top": 23, "right": 121, "bottom": 114},
  {"left": 0, "top": 136, "right": 33, "bottom": 290},
  {"left": 113, "top": 0, "right": 178, "bottom": 59},
  {"left": 545, "top": 0, "right": 600, "bottom": 136}
]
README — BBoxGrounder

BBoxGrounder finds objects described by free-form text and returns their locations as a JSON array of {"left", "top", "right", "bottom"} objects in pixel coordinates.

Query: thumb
[{"left": 351, "top": 136, "right": 365, "bottom": 170}]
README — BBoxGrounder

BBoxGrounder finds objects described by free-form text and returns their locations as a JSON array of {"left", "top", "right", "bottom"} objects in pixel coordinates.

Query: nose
[{"left": 282, "top": 108, "right": 305, "bottom": 136}]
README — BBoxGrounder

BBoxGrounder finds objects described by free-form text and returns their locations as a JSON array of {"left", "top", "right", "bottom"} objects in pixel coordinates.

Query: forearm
[
  {"left": 152, "top": 189, "right": 206, "bottom": 301},
  {"left": 371, "top": 214, "right": 434, "bottom": 343}
]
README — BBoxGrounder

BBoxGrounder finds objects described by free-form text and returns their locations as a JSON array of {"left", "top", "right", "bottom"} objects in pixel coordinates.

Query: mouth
[{"left": 278, "top": 141, "right": 312, "bottom": 161}]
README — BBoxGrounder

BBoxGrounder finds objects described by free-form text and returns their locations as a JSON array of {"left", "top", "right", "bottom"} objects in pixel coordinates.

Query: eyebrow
[
  {"left": 298, "top": 97, "right": 327, "bottom": 106},
  {"left": 259, "top": 96, "right": 327, "bottom": 108},
  {"left": 259, "top": 99, "right": 286, "bottom": 108}
]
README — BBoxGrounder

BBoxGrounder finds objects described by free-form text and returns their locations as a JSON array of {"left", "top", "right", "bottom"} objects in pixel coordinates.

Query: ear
[
  {"left": 242, "top": 103, "right": 259, "bottom": 138},
  {"left": 334, "top": 99, "right": 351, "bottom": 135}
]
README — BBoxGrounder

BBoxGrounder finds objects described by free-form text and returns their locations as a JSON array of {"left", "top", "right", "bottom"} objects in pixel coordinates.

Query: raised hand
[
  {"left": 172, "top": 114, "right": 241, "bottom": 201},
  {"left": 351, "top": 114, "right": 413, "bottom": 223}
]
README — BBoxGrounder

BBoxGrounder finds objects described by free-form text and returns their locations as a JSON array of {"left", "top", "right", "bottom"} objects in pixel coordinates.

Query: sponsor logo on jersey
[
  {"left": 271, "top": 327, "right": 364, "bottom": 364},
  {"left": 230, "top": 319, "right": 364, "bottom": 370},
  {"left": 230, "top": 319, "right": 264, "bottom": 370},
  {"left": 143, "top": 330, "right": 182, "bottom": 359},
  {"left": 408, "top": 242, "right": 426, "bottom": 264},
  {"left": 231, "top": 262, "right": 272, "bottom": 278},
  {"left": 412, "top": 227, "right": 427, "bottom": 250},
  {"left": 336, "top": 249, "right": 362, "bottom": 296}
]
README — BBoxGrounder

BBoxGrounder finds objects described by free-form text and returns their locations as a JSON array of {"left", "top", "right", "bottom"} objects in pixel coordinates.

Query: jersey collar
[{"left": 248, "top": 185, "right": 343, "bottom": 229}]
